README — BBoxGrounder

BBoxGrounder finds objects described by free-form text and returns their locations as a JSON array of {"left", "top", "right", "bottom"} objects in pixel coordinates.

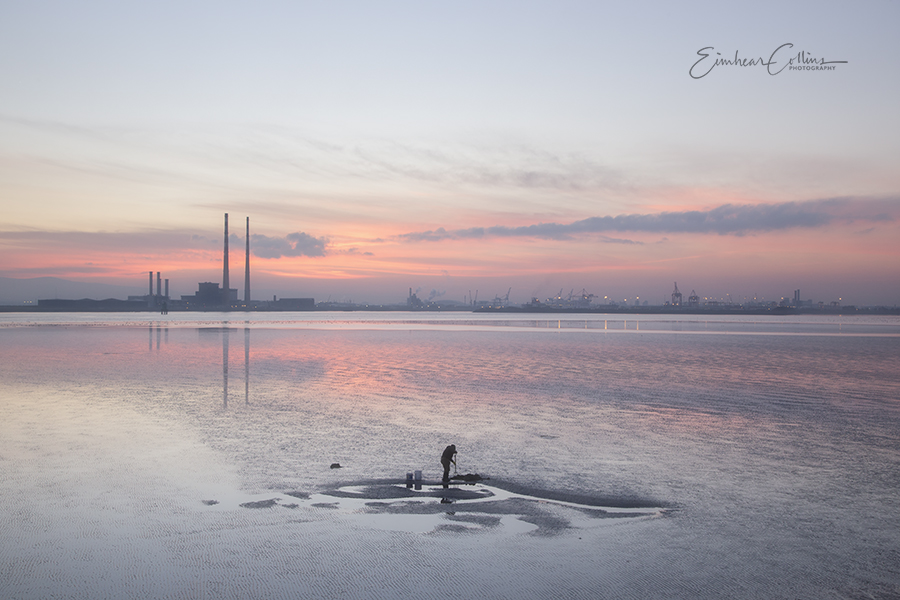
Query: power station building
[
  {"left": 180, "top": 282, "right": 238, "bottom": 309},
  {"left": 170, "top": 213, "right": 313, "bottom": 311},
  {"left": 128, "top": 271, "right": 170, "bottom": 308}
]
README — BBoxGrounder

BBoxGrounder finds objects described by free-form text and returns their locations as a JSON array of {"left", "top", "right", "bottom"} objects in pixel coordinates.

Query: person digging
[{"left": 440, "top": 444, "right": 457, "bottom": 489}]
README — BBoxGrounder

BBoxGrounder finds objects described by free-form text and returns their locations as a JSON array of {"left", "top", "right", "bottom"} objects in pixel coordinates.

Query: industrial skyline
[
  {"left": 117, "top": 214, "right": 312, "bottom": 312},
  {"left": 7, "top": 212, "right": 872, "bottom": 313},
  {"left": 0, "top": 208, "right": 892, "bottom": 309},
  {"left": 1, "top": 3, "right": 898, "bottom": 306}
]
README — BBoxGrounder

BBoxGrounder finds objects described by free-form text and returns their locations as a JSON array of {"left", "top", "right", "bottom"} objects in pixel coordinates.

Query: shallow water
[{"left": 1, "top": 312, "right": 898, "bottom": 599}]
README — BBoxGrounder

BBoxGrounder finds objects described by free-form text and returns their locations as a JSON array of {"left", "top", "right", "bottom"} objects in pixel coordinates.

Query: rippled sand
[{"left": 1, "top": 390, "right": 668, "bottom": 599}]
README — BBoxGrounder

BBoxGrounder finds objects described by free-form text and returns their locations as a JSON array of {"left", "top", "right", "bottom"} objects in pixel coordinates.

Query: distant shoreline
[
  {"left": 474, "top": 305, "right": 900, "bottom": 316},
  {"left": 1, "top": 304, "right": 897, "bottom": 316}
]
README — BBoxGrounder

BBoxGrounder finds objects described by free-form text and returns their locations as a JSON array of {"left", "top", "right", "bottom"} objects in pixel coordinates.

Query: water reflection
[
  {"left": 223, "top": 327, "right": 228, "bottom": 408},
  {"left": 220, "top": 326, "right": 251, "bottom": 408},
  {"left": 147, "top": 322, "right": 169, "bottom": 351},
  {"left": 244, "top": 327, "right": 250, "bottom": 405}
]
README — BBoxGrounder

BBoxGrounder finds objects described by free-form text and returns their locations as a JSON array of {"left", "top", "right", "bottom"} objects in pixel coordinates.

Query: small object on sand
[
  {"left": 330, "top": 463, "right": 342, "bottom": 469},
  {"left": 201, "top": 499, "right": 219, "bottom": 506},
  {"left": 440, "top": 498, "right": 453, "bottom": 504}
]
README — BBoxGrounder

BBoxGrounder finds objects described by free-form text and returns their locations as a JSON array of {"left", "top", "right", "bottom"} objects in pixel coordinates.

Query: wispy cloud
[
  {"left": 348, "top": 141, "right": 630, "bottom": 193},
  {"left": 0, "top": 228, "right": 330, "bottom": 260},
  {"left": 1, "top": 116, "right": 630, "bottom": 196},
  {"left": 1, "top": 229, "right": 215, "bottom": 252},
  {"left": 395, "top": 198, "right": 895, "bottom": 242}
]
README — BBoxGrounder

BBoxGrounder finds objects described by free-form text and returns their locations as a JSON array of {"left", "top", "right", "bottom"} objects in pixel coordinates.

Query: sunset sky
[{"left": 1, "top": 1, "right": 898, "bottom": 306}]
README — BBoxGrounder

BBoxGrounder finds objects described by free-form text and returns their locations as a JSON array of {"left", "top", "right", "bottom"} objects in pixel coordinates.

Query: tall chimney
[
  {"left": 164, "top": 279, "right": 169, "bottom": 299},
  {"left": 223, "top": 213, "right": 230, "bottom": 306},
  {"left": 149, "top": 271, "right": 153, "bottom": 296},
  {"left": 157, "top": 272, "right": 161, "bottom": 298},
  {"left": 244, "top": 216, "right": 251, "bottom": 303}
]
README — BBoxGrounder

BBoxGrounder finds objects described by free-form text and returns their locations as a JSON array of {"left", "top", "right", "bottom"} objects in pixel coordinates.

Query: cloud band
[{"left": 395, "top": 198, "right": 893, "bottom": 242}]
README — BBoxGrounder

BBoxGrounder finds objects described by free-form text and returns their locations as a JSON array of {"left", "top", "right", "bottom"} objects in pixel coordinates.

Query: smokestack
[
  {"left": 223, "top": 213, "right": 230, "bottom": 306},
  {"left": 165, "top": 279, "right": 169, "bottom": 299},
  {"left": 149, "top": 271, "right": 153, "bottom": 296},
  {"left": 244, "top": 216, "right": 251, "bottom": 303},
  {"left": 157, "top": 272, "right": 161, "bottom": 298}
]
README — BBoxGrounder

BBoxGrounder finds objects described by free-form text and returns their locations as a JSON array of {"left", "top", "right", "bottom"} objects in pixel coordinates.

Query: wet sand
[
  {"left": 3, "top": 318, "right": 899, "bottom": 599},
  {"left": 0, "top": 389, "right": 669, "bottom": 600}
]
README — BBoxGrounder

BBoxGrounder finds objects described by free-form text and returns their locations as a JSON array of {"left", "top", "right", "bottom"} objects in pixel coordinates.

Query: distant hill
[{"left": 0, "top": 277, "right": 144, "bottom": 305}]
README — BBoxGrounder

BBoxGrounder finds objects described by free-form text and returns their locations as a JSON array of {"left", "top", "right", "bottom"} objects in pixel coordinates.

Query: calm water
[{"left": 1, "top": 312, "right": 899, "bottom": 599}]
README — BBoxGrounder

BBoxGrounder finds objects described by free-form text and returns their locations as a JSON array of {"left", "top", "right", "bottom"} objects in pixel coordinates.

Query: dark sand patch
[
  {"left": 240, "top": 498, "right": 279, "bottom": 509},
  {"left": 316, "top": 479, "right": 666, "bottom": 536},
  {"left": 362, "top": 496, "right": 574, "bottom": 535},
  {"left": 445, "top": 513, "right": 502, "bottom": 528},
  {"left": 487, "top": 479, "right": 667, "bottom": 509},
  {"left": 431, "top": 524, "right": 481, "bottom": 534}
]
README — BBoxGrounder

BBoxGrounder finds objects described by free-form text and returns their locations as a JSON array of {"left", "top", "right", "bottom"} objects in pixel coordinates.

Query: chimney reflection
[
  {"left": 244, "top": 327, "right": 250, "bottom": 405},
  {"left": 221, "top": 326, "right": 251, "bottom": 408},
  {"left": 223, "top": 327, "right": 229, "bottom": 408},
  {"left": 149, "top": 323, "right": 168, "bottom": 351}
]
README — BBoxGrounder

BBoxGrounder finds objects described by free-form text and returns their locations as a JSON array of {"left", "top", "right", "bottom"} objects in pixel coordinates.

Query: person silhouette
[{"left": 441, "top": 444, "right": 457, "bottom": 485}]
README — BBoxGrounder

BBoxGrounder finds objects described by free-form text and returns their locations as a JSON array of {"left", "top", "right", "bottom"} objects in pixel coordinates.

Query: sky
[{"left": 1, "top": 1, "right": 898, "bottom": 306}]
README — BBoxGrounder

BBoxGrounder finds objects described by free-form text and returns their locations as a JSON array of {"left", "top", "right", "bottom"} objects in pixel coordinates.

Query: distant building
[
  {"left": 181, "top": 282, "right": 238, "bottom": 309},
  {"left": 407, "top": 288, "right": 424, "bottom": 309},
  {"left": 129, "top": 270, "right": 170, "bottom": 308},
  {"left": 270, "top": 297, "right": 315, "bottom": 310}
]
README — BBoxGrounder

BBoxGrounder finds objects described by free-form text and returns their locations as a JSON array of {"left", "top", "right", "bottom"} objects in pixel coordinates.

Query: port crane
[
  {"left": 487, "top": 288, "right": 512, "bottom": 308},
  {"left": 688, "top": 290, "right": 700, "bottom": 306}
]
